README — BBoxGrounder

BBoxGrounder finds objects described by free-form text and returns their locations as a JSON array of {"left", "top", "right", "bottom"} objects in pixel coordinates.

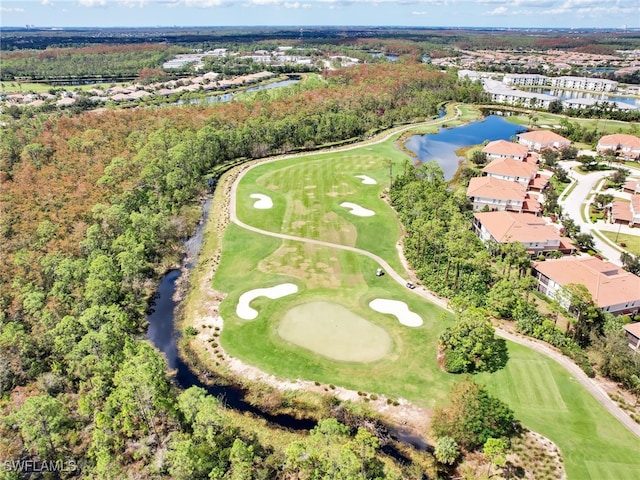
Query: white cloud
[
  {"left": 486, "top": 5, "right": 507, "bottom": 15},
  {"left": 118, "top": 0, "right": 152, "bottom": 7},
  {"left": 41, "top": 0, "right": 54, "bottom": 6},
  {"left": 78, "top": 0, "right": 107, "bottom": 6},
  {"left": 1, "top": 6, "right": 25, "bottom": 12},
  {"left": 179, "top": 0, "right": 228, "bottom": 7},
  {"left": 411, "top": 11, "right": 429, "bottom": 15}
]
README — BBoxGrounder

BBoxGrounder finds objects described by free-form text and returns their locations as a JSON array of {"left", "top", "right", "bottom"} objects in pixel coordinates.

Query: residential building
[
  {"left": 611, "top": 196, "right": 640, "bottom": 225},
  {"left": 532, "top": 256, "right": 640, "bottom": 316},
  {"left": 549, "top": 76, "right": 618, "bottom": 92},
  {"left": 482, "top": 158, "right": 539, "bottom": 186},
  {"left": 622, "top": 180, "right": 640, "bottom": 195},
  {"left": 473, "top": 211, "right": 575, "bottom": 255},
  {"left": 517, "top": 130, "right": 571, "bottom": 152},
  {"left": 482, "top": 140, "right": 530, "bottom": 162},
  {"left": 503, "top": 74, "right": 549, "bottom": 87},
  {"left": 597, "top": 134, "right": 640, "bottom": 159},
  {"left": 483, "top": 79, "right": 557, "bottom": 109},
  {"left": 466, "top": 176, "right": 527, "bottom": 212},
  {"left": 623, "top": 323, "right": 640, "bottom": 350}
]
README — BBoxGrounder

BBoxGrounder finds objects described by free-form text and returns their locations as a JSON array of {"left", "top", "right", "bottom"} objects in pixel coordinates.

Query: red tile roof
[
  {"left": 482, "top": 158, "right": 538, "bottom": 179},
  {"left": 623, "top": 322, "right": 640, "bottom": 339},
  {"left": 598, "top": 134, "right": 640, "bottom": 150},
  {"left": 530, "top": 174, "right": 551, "bottom": 190},
  {"left": 467, "top": 176, "right": 527, "bottom": 201},
  {"left": 482, "top": 140, "right": 529, "bottom": 159},
  {"left": 518, "top": 130, "right": 571, "bottom": 145},
  {"left": 533, "top": 256, "right": 640, "bottom": 309},
  {"left": 612, "top": 200, "right": 633, "bottom": 223},
  {"left": 474, "top": 211, "right": 561, "bottom": 243}
]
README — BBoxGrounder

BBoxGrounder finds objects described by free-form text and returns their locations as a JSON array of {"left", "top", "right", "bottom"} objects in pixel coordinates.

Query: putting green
[{"left": 277, "top": 301, "right": 393, "bottom": 362}]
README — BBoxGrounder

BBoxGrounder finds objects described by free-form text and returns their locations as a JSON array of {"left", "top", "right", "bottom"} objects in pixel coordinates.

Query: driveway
[{"left": 559, "top": 161, "right": 623, "bottom": 265}]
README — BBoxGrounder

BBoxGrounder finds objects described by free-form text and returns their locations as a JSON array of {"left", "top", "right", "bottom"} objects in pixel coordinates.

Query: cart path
[{"left": 227, "top": 117, "right": 640, "bottom": 441}]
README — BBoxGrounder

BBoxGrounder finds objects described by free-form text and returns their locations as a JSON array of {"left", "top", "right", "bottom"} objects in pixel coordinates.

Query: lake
[{"left": 405, "top": 115, "right": 527, "bottom": 180}]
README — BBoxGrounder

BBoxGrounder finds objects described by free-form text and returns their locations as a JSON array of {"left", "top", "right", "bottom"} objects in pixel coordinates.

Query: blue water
[
  {"left": 179, "top": 79, "right": 300, "bottom": 105},
  {"left": 405, "top": 115, "right": 527, "bottom": 180}
]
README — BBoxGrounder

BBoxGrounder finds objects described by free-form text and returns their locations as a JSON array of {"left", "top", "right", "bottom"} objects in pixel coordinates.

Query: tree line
[{"left": 0, "top": 62, "right": 482, "bottom": 478}]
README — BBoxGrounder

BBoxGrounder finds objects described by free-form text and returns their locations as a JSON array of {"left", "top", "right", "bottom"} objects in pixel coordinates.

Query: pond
[
  {"left": 405, "top": 115, "right": 527, "bottom": 180},
  {"left": 178, "top": 78, "right": 300, "bottom": 105}
]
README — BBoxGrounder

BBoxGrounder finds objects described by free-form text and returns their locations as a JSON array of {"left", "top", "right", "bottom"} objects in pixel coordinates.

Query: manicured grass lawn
[
  {"left": 215, "top": 223, "right": 456, "bottom": 406},
  {"left": 215, "top": 121, "right": 640, "bottom": 479},
  {"left": 478, "top": 342, "right": 640, "bottom": 480},
  {"left": 601, "top": 230, "right": 640, "bottom": 256},
  {"left": 236, "top": 141, "right": 408, "bottom": 273}
]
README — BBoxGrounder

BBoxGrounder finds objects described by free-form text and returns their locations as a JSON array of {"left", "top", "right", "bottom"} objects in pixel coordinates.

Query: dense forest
[
  {"left": 0, "top": 44, "right": 182, "bottom": 82},
  {"left": 0, "top": 62, "right": 490, "bottom": 478}
]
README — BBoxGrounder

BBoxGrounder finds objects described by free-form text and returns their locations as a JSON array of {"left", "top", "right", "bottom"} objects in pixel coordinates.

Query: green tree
[
  {"left": 574, "top": 232, "right": 595, "bottom": 252},
  {"left": 541, "top": 148, "right": 559, "bottom": 166},
  {"left": 621, "top": 252, "right": 640, "bottom": 275},
  {"left": 470, "top": 150, "right": 488, "bottom": 166},
  {"left": 562, "top": 283, "right": 602, "bottom": 346},
  {"left": 16, "top": 394, "right": 70, "bottom": 459},
  {"left": 432, "top": 379, "right": 518, "bottom": 451},
  {"left": 559, "top": 145, "right": 578, "bottom": 160},
  {"left": 486, "top": 279, "right": 522, "bottom": 319},
  {"left": 609, "top": 168, "right": 630, "bottom": 188},
  {"left": 228, "top": 438, "right": 255, "bottom": 480},
  {"left": 439, "top": 308, "right": 509, "bottom": 373},
  {"left": 483, "top": 437, "right": 509, "bottom": 477},
  {"left": 434, "top": 436, "right": 459, "bottom": 465}
]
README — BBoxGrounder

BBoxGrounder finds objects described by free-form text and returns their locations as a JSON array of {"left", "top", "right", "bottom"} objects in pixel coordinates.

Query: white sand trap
[
  {"left": 355, "top": 175, "right": 377, "bottom": 185},
  {"left": 369, "top": 299, "right": 423, "bottom": 327},
  {"left": 250, "top": 193, "right": 273, "bottom": 209},
  {"left": 237, "top": 283, "right": 298, "bottom": 320},
  {"left": 340, "top": 202, "right": 375, "bottom": 217}
]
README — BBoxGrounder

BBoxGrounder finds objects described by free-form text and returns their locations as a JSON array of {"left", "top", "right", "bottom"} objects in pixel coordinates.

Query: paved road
[
  {"left": 559, "top": 162, "right": 623, "bottom": 265},
  {"left": 227, "top": 123, "right": 640, "bottom": 441}
]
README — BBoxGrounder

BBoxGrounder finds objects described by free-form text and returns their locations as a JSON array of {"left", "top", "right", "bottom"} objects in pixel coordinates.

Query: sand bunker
[
  {"left": 369, "top": 299, "right": 423, "bottom": 327},
  {"left": 355, "top": 175, "right": 377, "bottom": 185},
  {"left": 278, "top": 301, "right": 392, "bottom": 362},
  {"left": 340, "top": 202, "right": 375, "bottom": 217},
  {"left": 250, "top": 193, "right": 273, "bottom": 209},
  {"left": 236, "top": 283, "right": 298, "bottom": 320}
]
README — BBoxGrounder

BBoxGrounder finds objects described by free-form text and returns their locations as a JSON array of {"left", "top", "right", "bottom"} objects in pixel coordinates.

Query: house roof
[
  {"left": 474, "top": 211, "right": 561, "bottom": 243},
  {"left": 598, "top": 134, "right": 640, "bottom": 150},
  {"left": 482, "top": 158, "right": 538, "bottom": 179},
  {"left": 467, "top": 176, "right": 527, "bottom": 201},
  {"left": 632, "top": 196, "right": 640, "bottom": 215},
  {"left": 533, "top": 256, "right": 640, "bottom": 308},
  {"left": 612, "top": 200, "right": 633, "bottom": 223},
  {"left": 518, "top": 130, "right": 571, "bottom": 145},
  {"left": 623, "top": 322, "right": 640, "bottom": 339},
  {"left": 623, "top": 180, "right": 640, "bottom": 192},
  {"left": 522, "top": 193, "right": 542, "bottom": 213},
  {"left": 530, "top": 173, "right": 551, "bottom": 190},
  {"left": 482, "top": 140, "right": 529, "bottom": 158}
]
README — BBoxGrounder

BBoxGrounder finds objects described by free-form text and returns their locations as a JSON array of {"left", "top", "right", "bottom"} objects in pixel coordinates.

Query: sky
[{"left": 0, "top": 0, "right": 638, "bottom": 30}]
